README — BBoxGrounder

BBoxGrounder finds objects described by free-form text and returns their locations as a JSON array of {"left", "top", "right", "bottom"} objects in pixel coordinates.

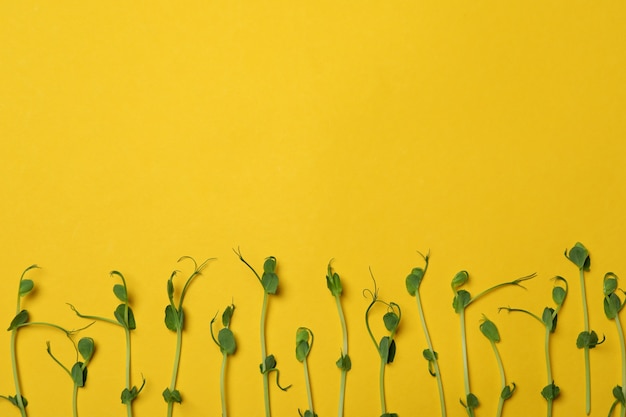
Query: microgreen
[
  {"left": 295, "top": 327, "right": 317, "bottom": 417},
  {"left": 163, "top": 256, "right": 212, "bottom": 417},
  {"left": 210, "top": 302, "right": 237, "bottom": 417},
  {"left": 499, "top": 276, "right": 568, "bottom": 417},
  {"left": 479, "top": 315, "right": 515, "bottom": 417},
  {"left": 452, "top": 270, "right": 535, "bottom": 417},
  {"left": 326, "top": 260, "right": 351, "bottom": 417},
  {"left": 603, "top": 272, "right": 626, "bottom": 417},
  {"left": 565, "top": 242, "right": 602, "bottom": 415},
  {"left": 46, "top": 337, "right": 95, "bottom": 417},
  {"left": 364, "top": 272, "right": 401, "bottom": 417},
  {"left": 405, "top": 251, "right": 446, "bottom": 417},
  {"left": 68, "top": 270, "right": 144, "bottom": 417},
  {"left": 235, "top": 249, "right": 291, "bottom": 417}
]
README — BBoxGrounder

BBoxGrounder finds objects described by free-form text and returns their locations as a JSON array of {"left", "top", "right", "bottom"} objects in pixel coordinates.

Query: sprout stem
[
  {"left": 459, "top": 309, "right": 474, "bottom": 417},
  {"left": 261, "top": 292, "right": 271, "bottom": 417},
  {"left": 221, "top": 352, "right": 228, "bottom": 417},
  {"left": 544, "top": 327, "right": 554, "bottom": 417},
  {"left": 167, "top": 324, "right": 183, "bottom": 417},
  {"left": 303, "top": 356, "right": 314, "bottom": 413},
  {"left": 579, "top": 267, "right": 591, "bottom": 415},
  {"left": 379, "top": 355, "right": 387, "bottom": 415},
  {"left": 334, "top": 293, "right": 349, "bottom": 417}
]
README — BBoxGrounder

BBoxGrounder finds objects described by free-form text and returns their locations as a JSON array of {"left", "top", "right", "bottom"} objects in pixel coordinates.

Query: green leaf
[
  {"left": 604, "top": 274, "right": 619, "bottom": 296},
  {"left": 326, "top": 262, "right": 343, "bottom": 297},
  {"left": 295, "top": 328, "right": 312, "bottom": 362},
  {"left": 19, "top": 279, "right": 34, "bottom": 297},
  {"left": 576, "top": 330, "right": 604, "bottom": 349},
  {"left": 261, "top": 271, "right": 279, "bottom": 294},
  {"left": 167, "top": 277, "right": 175, "bottom": 301},
  {"left": 7, "top": 310, "right": 29, "bottom": 331},
  {"left": 78, "top": 337, "right": 95, "bottom": 362},
  {"left": 113, "top": 284, "right": 127, "bottom": 302},
  {"left": 222, "top": 304, "right": 235, "bottom": 327},
  {"left": 71, "top": 362, "right": 87, "bottom": 387},
  {"left": 120, "top": 378, "right": 145, "bottom": 405},
  {"left": 460, "top": 393, "right": 479, "bottom": 411},
  {"left": 405, "top": 267, "right": 425, "bottom": 296},
  {"left": 164, "top": 305, "right": 179, "bottom": 331},
  {"left": 162, "top": 387, "right": 182, "bottom": 404},
  {"left": 552, "top": 286, "right": 566, "bottom": 306},
  {"left": 479, "top": 317, "right": 500, "bottom": 343},
  {"left": 541, "top": 382, "right": 560, "bottom": 400},
  {"left": 501, "top": 383, "right": 516, "bottom": 400},
  {"left": 336, "top": 353, "right": 351, "bottom": 371},
  {"left": 605, "top": 293, "right": 622, "bottom": 320},
  {"left": 381, "top": 414, "right": 399, "bottom": 417},
  {"left": 423, "top": 348, "right": 438, "bottom": 376},
  {"left": 260, "top": 354, "right": 277, "bottom": 373},
  {"left": 542, "top": 307, "right": 557, "bottom": 332},
  {"left": 379, "top": 337, "right": 396, "bottom": 363},
  {"left": 218, "top": 328, "right": 236, "bottom": 355},
  {"left": 114, "top": 304, "right": 136, "bottom": 330},
  {"left": 383, "top": 312, "right": 399, "bottom": 332},
  {"left": 565, "top": 242, "right": 590, "bottom": 271},
  {"left": 613, "top": 385, "right": 625, "bottom": 405},
  {"left": 452, "top": 290, "right": 471, "bottom": 313},
  {"left": 7, "top": 394, "right": 28, "bottom": 408},
  {"left": 451, "top": 270, "right": 469, "bottom": 291},
  {"left": 263, "top": 256, "right": 276, "bottom": 273}
]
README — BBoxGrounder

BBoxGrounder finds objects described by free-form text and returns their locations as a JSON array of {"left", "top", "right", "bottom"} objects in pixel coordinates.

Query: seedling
[
  {"left": 603, "top": 273, "right": 626, "bottom": 417},
  {"left": 405, "top": 251, "right": 446, "bottom": 417},
  {"left": 163, "top": 256, "right": 212, "bottom": 417},
  {"left": 451, "top": 270, "right": 535, "bottom": 417},
  {"left": 234, "top": 249, "right": 290, "bottom": 417},
  {"left": 210, "top": 302, "right": 237, "bottom": 417},
  {"left": 325, "top": 261, "right": 351, "bottom": 417},
  {"left": 46, "top": 337, "right": 95, "bottom": 417},
  {"left": 565, "top": 242, "right": 602, "bottom": 415},
  {"left": 295, "top": 327, "right": 317, "bottom": 417},
  {"left": 499, "top": 276, "right": 568, "bottom": 417},
  {"left": 68, "top": 270, "right": 145, "bottom": 417},
  {"left": 363, "top": 272, "right": 401, "bottom": 417},
  {"left": 479, "top": 316, "right": 515, "bottom": 417}
]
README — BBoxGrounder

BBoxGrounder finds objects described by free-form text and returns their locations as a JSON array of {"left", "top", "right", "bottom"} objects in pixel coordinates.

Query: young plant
[
  {"left": 46, "top": 337, "right": 95, "bottom": 417},
  {"left": 479, "top": 316, "right": 515, "bottom": 417},
  {"left": 163, "top": 256, "right": 211, "bottom": 417},
  {"left": 603, "top": 272, "right": 626, "bottom": 417},
  {"left": 565, "top": 242, "right": 602, "bottom": 415},
  {"left": 363, "top": 273, "right": 401, "bottom": 417},
  {"left": 405, "top": 251, "right": 446, "bottom": 417},
  {"left": 210, "top": 302, "right": 237, "bottom": 417},
  {"left": 499, "top": 276, "right": 568, "bottom": 417},
  {"left": 234, "top": 249, "right": 290, "bottom": 417},
  {"left": 68, "top": 270, "right": 145, "bottom": 417},
  {"left": 451, "top": 270, "right": 535, "bottom": 417},
  {"left": 295, "top": 327, "right": 317, "bottom": 417},
  {"left": 325, "top": 261, "right": 351, "bottom": 417}
]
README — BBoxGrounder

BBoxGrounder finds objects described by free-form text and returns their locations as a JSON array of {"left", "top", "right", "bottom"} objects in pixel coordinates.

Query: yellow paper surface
[{"left": 1, "top": 2, "right": 626, "bottom": 416}]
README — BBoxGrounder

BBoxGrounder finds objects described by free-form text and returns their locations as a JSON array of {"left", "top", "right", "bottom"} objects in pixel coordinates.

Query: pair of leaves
[
  {"left": 7, "top": 310, "right": 29, "bottom": 331},
  {"left": 71, "top": 362, "right": 88, "bottom": 387},
  {"left": 405, "top": 267, "right": 425, "bottom": 296},
  {"left": 453, "top": 290, "right": 471, "bottom": 313},
  {"left": 164, "top": 305, "right": 182, "bottom": 332},
  {"left": 121, "top": 378, "right": 145, "bottom": 405},
  {"left": 379, "top": 336, "right": 396, "bottom": 363},
  {"left": 423, "top": 349, "right": 438, "bottom": 376},
  {"left": 295, "top": 328, "right": 313, "bottom": 362},
  {"left": 565, "top": 242, "right": 590, "bottom": 271},
  {"left": 6, "top": 394, "right": 28, "bottom": 408},
  {"left": 73, "top": 337, "right": 95, "bottom": 387},
  {"left": 576, "top": 330, "right": 604, "bottom": 349},
  {"left": 259, "top": 354, "right": 291, "bottom": 391},
  {"left": 541, "top": 382, "right": 560, "bottom": 400},
  {"left": 336, "top": 353, "right": 351, "bottom": 371},
  {"left": 114, "top": 304, "right": 136, "bottom": 330},
  {"left": 460, "top": 393, "right": 479, "bottom": 411},
  {"left": 162, "top": 387, "right": 182, "bottom": 404},
  {"left": 542, "top": 308, "right": 558, "bottom": 333},
  {"left": 326, "top": 261, "right": 343, "bottom": 297},
  {"left": 501, "top": 383, "right": 516, "bottom": 400},
  {"left": 261, "top": 257, "right": 279, "bottom": 294},
  {"left": 217, "top": 328, "right": 236, "bottom": 355}
]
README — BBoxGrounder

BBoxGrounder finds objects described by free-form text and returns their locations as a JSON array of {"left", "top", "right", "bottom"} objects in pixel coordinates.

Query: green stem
[
  {"left": 379, "top": 355, "right": 387, "bottom": 415},
  {"left": 335, "top": 295, "right": 348, "bottom": 417},
  {"left": 460, "top": 309, "right": 472, "bottom": 416},
  {"left": 167, "top": 323, "right": 184, "bottom": 417},
  {"left": 490, "top": 340, "right": 506, "bottom": 417},
  {"left": 10, "top": 328, "right": 27, "bottom": 417},
  {"left": 303, "top": 357, "right": 314, "bottom": 413},
  {"left": 221, "top": 352, "right": 228, "bottom": 417},
  {"left": 125, "top": 327, "right": 133, "bottom": 417},
  {"left": 261, "top": 292, "right": 270, "bottom": 417},
  {"left": 73, "top": 382, "right": 79, "bottom": 417},
  {"left": 545, "top": 327, "right": 553, "bottom": 417},
  {"left": 615, "top": 314, "right": 626, "bottom": 417},
  {"left": 416, "top": 291, "right": 446, "bottom": 417},
  {"left": 579, "top": 268, "right": 591, "bottom": 415}
]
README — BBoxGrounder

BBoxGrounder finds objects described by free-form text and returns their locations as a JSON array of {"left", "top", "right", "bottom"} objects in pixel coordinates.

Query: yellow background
[{"left": 1, "top": 2, "right": 625, "bottom": 416}]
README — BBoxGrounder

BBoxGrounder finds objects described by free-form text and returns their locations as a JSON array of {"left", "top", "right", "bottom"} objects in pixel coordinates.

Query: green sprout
[
  {"left": 499, "top": 276, "right": 568, "bottom": 417},
  {"left": 68, "top": 270, "right": 145, "bottom": 417},
  {"left": 405, "top": 251, "right": 446, "bottom": 417},
  {"left": 296, "top": 327, "right": 317, "bottom": 417},
  {"left": 210, "top": 302, "right": 237, "bottom": 417},
  {"left": 452, "top": 270, "right": 535, "bottom": 417},
  {"left": 479, "top": 316, "right": 515, "bottom": 417},
  {"left": 163, "top": 256, "right": 212, "bottom": 417},
  {"left": 565, "top": 242, "right": 602, "bottom": 415},
  {"left": 364, "top": 272, "right": 401, "bottom": 417},
  {"left": 235, "top": 249, "right": 291, "bottom": 417},
  {"left": 603, "top": 272, "right": 626, "bottom": 417},
  {"left": 325, "top": 260, "right": 350, "bottom": 417},
  {"left": 46, "top": 337, "right": 95, "bottom": 417}
]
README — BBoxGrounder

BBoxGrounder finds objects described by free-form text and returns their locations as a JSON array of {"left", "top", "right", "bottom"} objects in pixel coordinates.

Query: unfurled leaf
[
  {"left": 451, "top": 270, "right": 469, "bottom": 291},
  {"left": 120, "top": 378, "right": 145, "bottom": 405},
  {"left": 326, "top": 262, "right": 343, "bottom": 297},
  {"left": 542, "top": 307, "right": 558, "bottom": 332},
  {"left": 260, "top": 354, "right": 277, "bottom": 374},
  {"left": 113, "top": 284, "right": 127, "bottom": 302},
  {"left": 379, "top": 337, "right": 396, "bottom": 363},
  {"left": 383, "top": 312, "right": 399, "bottom": 332},
  {"left": 613, "top": 385, "right": 625, "bottom": 405},
  {"left": 162, "top": 387, "right": 182, "bottom": 404},
  {"left": 164, "top": 305, "right": 179, "bottom": 331},
  {"left": 565, "top": 242, "right": 590, "bottom": 271},
  {"left": 19, "top": 279, "right": 34, "bottom": 297},
  {"left": 541, "top": 382, "right": 560, "bottom": 400},
  {"left": 261, "top": 271, "right": 278, "bottom": 294},
  {"left": 453, "top": 290, "right": 471, "bottom": 313},
  {"left": 336, "top": 353, "right": 351, "bottom": 371},
  {"left": 604, "top": 273, "right": 619, "bottom": 296},
  {"left": 114, "top": 304, "right": 136, "bottom": 330},
  {"left": 78, "top": 337, "right": 95, "bottom": 362},
  {"left": 8, "top": 310, "right": 29, "bottom": 331},
  {"left": 405, "top": 267, "right": 425, "bottom": 296},
  {"left": 71, "top": 362, "right": 87, "bottom": 387},
  {"left": 222, "top": 304, "right": 235, "bottom": 327},
  {"left": 218, "top": 328, "right": 236, "bottom": 355},
  {"left": 295, "top": 328, "right": 311, "bottom": 362},
  {"left": 7, "top": 394, "right": 28, "bottom": 408},
  {"left": 501, "top": 383, "right": 516, "bottom": 400},
  {"left": 605, "top": 293, "right": 622, "bottom": 319},
  {"left": 576, "top": 330, "right": 604, "bottom": 349},
  {"left": 479, "top": 317, "right": 500, "bottom": 343}
]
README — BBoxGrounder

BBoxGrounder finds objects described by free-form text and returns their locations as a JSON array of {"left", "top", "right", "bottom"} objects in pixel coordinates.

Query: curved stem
[
  {"left": 261, "top": 293, "right": 270, "bottom": 417},
  {"left": 416, "top": 291, "right": 446, "bottom": 417},
  {"left": 490, "top": 340, "right": 506, "bottom": 417},
  {"left": 221, "top": 352, "right": 228, "bottom": 417},
  {"left": 303, "top": 357, "right": 314, "bottom": 413},
  {"left": 10, "top": 328, "right": 27, "bottom": 417},
  {"left": 379, "top": 356, "right": 386, "bottom": 415}
]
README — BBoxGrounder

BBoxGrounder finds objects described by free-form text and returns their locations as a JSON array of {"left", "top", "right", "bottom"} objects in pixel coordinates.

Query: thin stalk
[
  {"left": 303, "top": 357, "right": 314, "bottom": 413},
  {"left": 416, "top": 290, "right": 446, "bottom": 417},
  {"left": 72, "top": 382, "right": 79, "bottom": 417},
  {"left": 10, "top": 329, "right": 26, "bottom": 417},
  {"left": 459, "top": 309, "right": 474, "bottom": 417},
  {"left": 261, "top": 292, "right": 270, "bottom": 417},
  {"left": 545, "top": 327, "right": 553, "bottom": 417},
  {"left": 379, "top": 355, "right": 387, "bottom": 415},
  {"left": 167, "top": 326, "right": 184, "bottom": 417},
  {"left": 489, "top": 340, "right": 506, "bottom": 417},
  {"left": 615, "top": 314, "right": 626, "bottom": 417},
  {"left": 579, "top": 268, "right": 591, "bottom": 415},
  {"left": 125, "top": 327, "right": 133, "bottom": 417},
  {"left": 221, "top": 352, "right": 228, "bottom": 417},
  {"left": 335, "top": 295, "right": 348, "bottom": 417}
]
